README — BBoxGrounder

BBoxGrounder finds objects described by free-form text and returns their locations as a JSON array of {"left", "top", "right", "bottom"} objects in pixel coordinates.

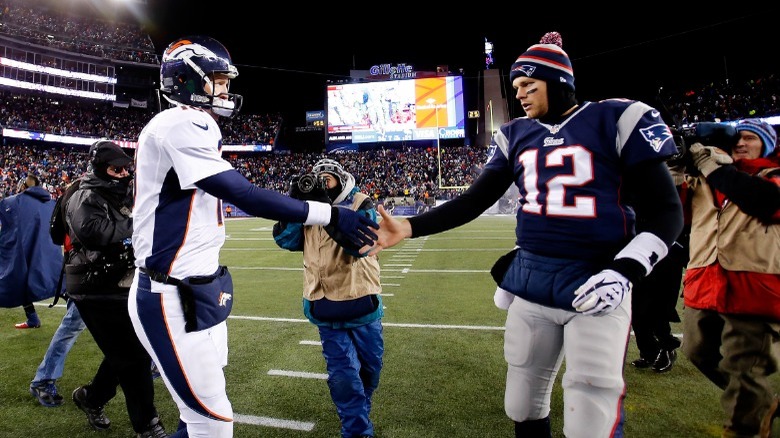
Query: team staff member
[
  {"left": 128, "top": 36, "right": 378, "bottom": 438},
  {"left": 680, "top": 118, "right": 780, "bottom": 438},
  {"left": 274, "top": 159, "right": 384, "bottom": 438},
  {"left": 66, "top": 140, "right": 166, "bottom": 437},
  {"left": 372, "top": 32, "right": 683, "bottom": 437},
  {"left": 0, "top": 175, "right": 61, "bottom": 328}
]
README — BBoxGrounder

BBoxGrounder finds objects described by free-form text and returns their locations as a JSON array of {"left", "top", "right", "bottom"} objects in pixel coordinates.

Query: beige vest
[
  {"left": 686, "top": 170, "right": 780, "bottom": 274},
  {"left": 302, "top": 193, "right": 382, "bottom": 301}
]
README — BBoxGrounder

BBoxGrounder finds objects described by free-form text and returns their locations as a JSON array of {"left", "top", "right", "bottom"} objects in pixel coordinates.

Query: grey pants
[{"left": 683, "top": 307, "right": 780, "bottom": 436}]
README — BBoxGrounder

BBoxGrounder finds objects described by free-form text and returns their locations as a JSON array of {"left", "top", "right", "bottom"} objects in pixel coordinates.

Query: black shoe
[
  {"left": 652, "top": 349, "right": 677, "bottom": 373},
  {"left": 72, "top": 386, "right": 111, "bottom": 430},
  {"left": 137, "top": 416, "right": 167, "bottom": 438},
  {"left": 630, "top": 357, "right": 654, "bottom": 369},
  {"left": 29, "top": 380, "right": 64, "bottom": 407}
]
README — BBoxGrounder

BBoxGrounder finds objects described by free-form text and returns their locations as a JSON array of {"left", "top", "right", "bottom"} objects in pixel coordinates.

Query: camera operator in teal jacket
[{"left": 273, "top": 158, "right": 383, "bottom": 438}]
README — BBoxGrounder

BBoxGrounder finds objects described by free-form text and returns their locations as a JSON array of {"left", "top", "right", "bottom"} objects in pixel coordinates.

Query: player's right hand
[
  {"left": 571, "top": 269, "right": 631, "bottom": 316},
  {"left": 327, "top": 206, "right": 378, "bottom": 250}
]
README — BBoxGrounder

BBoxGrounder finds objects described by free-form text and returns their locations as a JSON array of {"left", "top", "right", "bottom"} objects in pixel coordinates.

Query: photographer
[
  {"left": 65, "top": 141, "right": 166, "bottom": 437},
  {"left": 273, "top": 159, "right": 384, "bottom": 438},
  {"left": 678, "top": 119, "right": 780, "bottom": 438}
]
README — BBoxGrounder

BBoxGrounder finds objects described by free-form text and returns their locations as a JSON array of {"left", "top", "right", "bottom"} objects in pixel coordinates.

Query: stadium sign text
[{"left": 369, "top": 63, "right": 416, "bottom": 79}]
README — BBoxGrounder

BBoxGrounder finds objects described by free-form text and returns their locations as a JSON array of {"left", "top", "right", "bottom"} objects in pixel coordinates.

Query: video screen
[{"left": 326, "top": 76, "right": 465, "bottom": 144}]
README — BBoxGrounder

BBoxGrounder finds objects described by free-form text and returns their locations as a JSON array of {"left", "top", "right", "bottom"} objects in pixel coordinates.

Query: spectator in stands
[
  {"left": 680, "top": 118, "right": 780, "bottom": 438},
  {"left": 0, "top": 175, "right": 61, "bottom": 328}
]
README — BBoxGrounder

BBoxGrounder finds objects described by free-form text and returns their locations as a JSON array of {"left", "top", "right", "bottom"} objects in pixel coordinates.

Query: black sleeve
[
  {"left": 706, "top": 165, "right": 780, "bottom": 222},
  {"left": 196, "top": 169, "right": 311, "bottom": 223},
  {"left": 68, "top": 191, "right": 132, "bottom": 249},
  {"left": 626, "top": 159, "right": 684, "bottom": 246},
  {"left": 408, "top": 166, "right": 514, "bottom": 238}
]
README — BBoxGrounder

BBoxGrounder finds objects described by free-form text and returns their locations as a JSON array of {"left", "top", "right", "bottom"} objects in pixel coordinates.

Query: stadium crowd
[{"left": 0, "top": 0, "right": 157, "bottom": 64}]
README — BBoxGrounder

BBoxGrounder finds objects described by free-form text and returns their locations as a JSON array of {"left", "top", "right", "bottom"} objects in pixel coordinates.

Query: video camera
[
  {"left": 668, "top": 122, "right": 739, "bottom": 167},
  {"left": 289, "top": 173, "right": 330, "bottom": 202}
]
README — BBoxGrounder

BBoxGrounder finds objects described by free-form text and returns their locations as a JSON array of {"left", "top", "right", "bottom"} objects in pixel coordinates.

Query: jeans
[
  {"left": 32, "top": 299, "right": 86, "bottom": 384},
  {"left": 319, "top": 319, "right": 384, "bottom": 438}
]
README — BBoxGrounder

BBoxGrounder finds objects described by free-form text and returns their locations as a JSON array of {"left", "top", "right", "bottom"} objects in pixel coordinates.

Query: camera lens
[{"left": 298, "top": 174, "right": 318, "bottom": 193}]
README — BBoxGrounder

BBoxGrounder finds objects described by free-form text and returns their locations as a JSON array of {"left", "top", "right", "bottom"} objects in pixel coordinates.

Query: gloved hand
[
  {"left": 325, "top": 206, "right": 378, "bottom": 251},
  {"left": 690, "top": 142, "right": 733, "bottom": 177},
  {"left": 571, "top": 269, "right": 631, "bottom": 316},
  {"left": 493, "top": 287, "right": 515, "bottom": 310}
]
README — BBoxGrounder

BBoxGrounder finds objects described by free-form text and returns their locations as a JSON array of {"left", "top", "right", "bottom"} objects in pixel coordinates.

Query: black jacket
[{"left": 64, "top": 172, "right": 134, "bottom": 299}]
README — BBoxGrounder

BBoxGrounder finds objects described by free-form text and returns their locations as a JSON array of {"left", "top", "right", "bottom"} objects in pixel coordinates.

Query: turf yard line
[
  {"left": 380, "top": 283, "right": 400, "bottom": 287},
  {"left": 268, "top": 369, "right": 328, "bottom": 379},
  {"left": 299, "top": 340, "right": 322, "bottom": 346},
  {"left": 233, "top": 413, "right": 315, "bottom": 431},
  {"left": 380, "top": 293, "right": 395, "bottom": 296}
]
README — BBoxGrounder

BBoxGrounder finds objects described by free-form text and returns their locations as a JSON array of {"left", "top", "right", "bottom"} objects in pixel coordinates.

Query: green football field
[{"left": 0, "top": 216, "right": 775, "bottom": 437}]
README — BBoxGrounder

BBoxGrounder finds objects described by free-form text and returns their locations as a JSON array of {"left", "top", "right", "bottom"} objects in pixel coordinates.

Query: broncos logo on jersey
[{"left": 639, "top": 123, "right": 674, "bottom": 152}]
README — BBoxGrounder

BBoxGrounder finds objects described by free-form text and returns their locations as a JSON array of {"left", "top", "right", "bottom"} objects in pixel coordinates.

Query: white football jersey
[{"left": 133, "top": 104, "right": 232, "bottom": 278}]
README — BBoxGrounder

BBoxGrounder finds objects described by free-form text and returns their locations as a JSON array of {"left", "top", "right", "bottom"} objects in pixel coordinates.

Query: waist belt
[{"left": 139, "top": 267, "right": 181, "bottom": 286}]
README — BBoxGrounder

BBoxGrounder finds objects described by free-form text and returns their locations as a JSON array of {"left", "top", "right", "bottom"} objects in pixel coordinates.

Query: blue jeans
[
  {"left": 319, "top": 319, "right": 384, "bottom": 438},
  {"left": 32, "top": 300, "right": 86, "bottom": 384}
]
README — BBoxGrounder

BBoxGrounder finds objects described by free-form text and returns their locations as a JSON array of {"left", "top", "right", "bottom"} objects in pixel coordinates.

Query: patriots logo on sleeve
[
  {"left": 486, "top": 144, "right": 498, "bottom": 162},
  {"left": 639, "top": 124, "right": 674, "bottom": 152}
]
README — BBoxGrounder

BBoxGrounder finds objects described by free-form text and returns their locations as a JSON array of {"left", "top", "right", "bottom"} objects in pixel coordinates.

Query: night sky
[{"left": 105, "top": 2, "right": 779, "bottom": 123}]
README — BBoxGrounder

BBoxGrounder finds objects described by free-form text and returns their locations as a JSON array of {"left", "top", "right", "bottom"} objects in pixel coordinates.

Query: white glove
[
  {"left": 690, "top": 142, "right": 733, "bottom": 177},
  {"left": 571, "top": 269, "right": 631, "bottom": 316},
  {"left": 494, "top": 287, "right": 515, "bottom": 310}
]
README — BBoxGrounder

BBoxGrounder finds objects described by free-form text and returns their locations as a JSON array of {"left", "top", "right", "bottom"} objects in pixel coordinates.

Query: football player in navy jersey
[
  {"left": 128, "top": 36, "right": 378, "bottom": 438},
  {"left": 373, "top": 32, "right": 683, "bottom": 438}
]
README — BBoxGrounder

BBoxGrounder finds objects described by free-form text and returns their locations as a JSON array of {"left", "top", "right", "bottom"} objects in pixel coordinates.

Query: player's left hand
[
  {"left": 571, "top": 269, "right": 631, "bottom": 316},
  {"left": 690, "top": 142, "right": 733, "bottom": 177}
]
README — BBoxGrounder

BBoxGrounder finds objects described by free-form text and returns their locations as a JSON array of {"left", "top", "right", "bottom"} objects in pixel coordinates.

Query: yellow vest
[{"left": 301, "top": 193, "right": 382, "bottom": 301}]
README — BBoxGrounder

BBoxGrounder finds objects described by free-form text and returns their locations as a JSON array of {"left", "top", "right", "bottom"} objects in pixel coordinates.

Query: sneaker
[
  {"left": 151, "top": 361, "right": 161, "bottom": 380},
  {"left": 630, "top": 357, "right": 654, "bottom": 369},
  {"left": 29, "top": 380, "right": 63, "bottom": 407},
  {"left": 15, "top": 321, "right": 41, "bottom": 329},
  {"left": 72, "top": 386, "right": 111, "bottom": 430},
  {"left": 652, "top": 349, "right": 677, "bottom": 373},
  {"left": 137, "top": 416, "right": 167, "bottom": 438}
]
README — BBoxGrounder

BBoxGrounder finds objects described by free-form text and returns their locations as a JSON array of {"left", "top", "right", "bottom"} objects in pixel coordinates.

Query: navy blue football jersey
[{"left": 484, "top": 99, "right": 677, "bottom": 260}]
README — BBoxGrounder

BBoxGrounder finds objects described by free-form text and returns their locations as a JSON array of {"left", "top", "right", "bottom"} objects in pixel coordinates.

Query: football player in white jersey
[{"left": 127, "top": 36, "right": 378, "bottom": 438}]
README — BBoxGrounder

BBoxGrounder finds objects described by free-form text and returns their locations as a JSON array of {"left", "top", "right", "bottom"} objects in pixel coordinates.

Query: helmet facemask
[{"left": 159, "top": 36, "right": 243, "bottom": 118}]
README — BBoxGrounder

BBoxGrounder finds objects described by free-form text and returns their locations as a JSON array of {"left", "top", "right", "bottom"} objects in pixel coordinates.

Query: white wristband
[
  {"left": 304, "top": 201, "right": 331, "bottom": 226},
  {"left": 614, "top": 232, "right": 669, "bottom": 276}
]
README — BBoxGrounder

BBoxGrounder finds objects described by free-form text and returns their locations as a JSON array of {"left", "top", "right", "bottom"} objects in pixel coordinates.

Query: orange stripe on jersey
[{"left": 169, "top": 191, "right": 198, "bottom": 275}]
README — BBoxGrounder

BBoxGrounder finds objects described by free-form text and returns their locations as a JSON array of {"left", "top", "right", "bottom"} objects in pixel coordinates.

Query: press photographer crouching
[{"left": 64, "top": 141, "right": 167, "bottom": 437}]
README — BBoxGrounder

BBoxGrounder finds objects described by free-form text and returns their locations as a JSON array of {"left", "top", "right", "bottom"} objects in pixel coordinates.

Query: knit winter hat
[
  {"left": 509, "top": 31, "right": 574, "bottom": 91},
  {"left": 736, "top": 118, "right": 777, "bottom": 157}
]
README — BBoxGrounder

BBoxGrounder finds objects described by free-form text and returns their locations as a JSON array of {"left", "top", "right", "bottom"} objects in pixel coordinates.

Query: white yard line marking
[
  {"left": 380, "top": 276, "right": 405, "bottom": 279},
  {"left": 299, "top": 340, "right": 322, "bottom": 346},
  {"left": 384, "top": 264, "right": 412, "bottom": 267},
  {"left": 380, "top": 293, "right": 395, "bottom": 296},
  {"left": 268, "top": 369, "right": 328, "bottom": 380},
  {"left": 233, "top": 413, "right": 315, "bottom": 431},
  {"left": 381, "top": 283, "right": 400, "bottom": 287}
]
